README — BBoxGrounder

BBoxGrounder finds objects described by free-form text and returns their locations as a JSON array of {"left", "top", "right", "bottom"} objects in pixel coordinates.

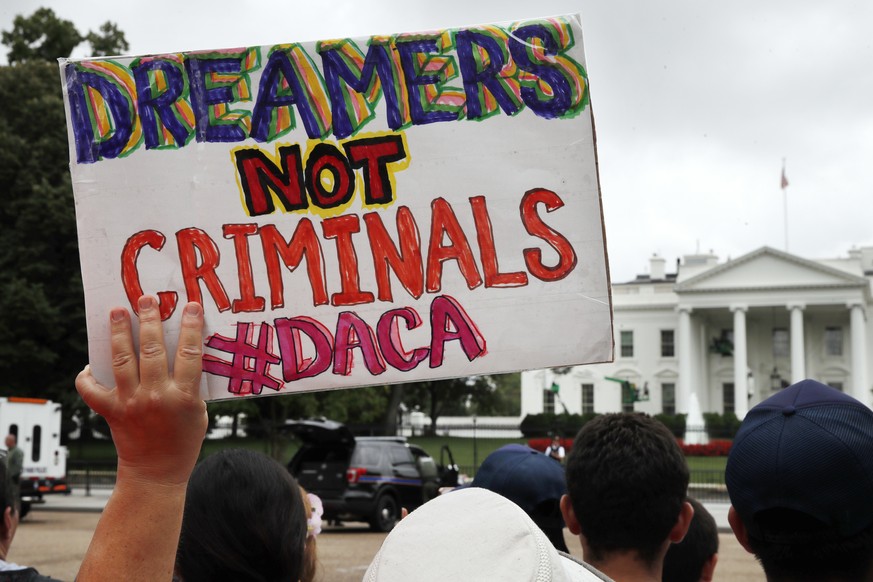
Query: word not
[
  {"left": 202, "top": 295, "right": 486, "bottom": 395},
  {"left": 64, "top": 17, "right": 588, "bottom": 163},
  {"left": 120, "top": 188, "right": 577, "bottom": 320},
  {"left": 235, "top": 133, "right": 407, "bottom": 216}
]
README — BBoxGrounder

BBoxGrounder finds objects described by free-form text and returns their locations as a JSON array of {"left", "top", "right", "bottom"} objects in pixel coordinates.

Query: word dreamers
[
  {"left": 64, "top": 17, "right": 588, "bottom": 164},
  {"left": 202, "top": 295, "right": 486, "bottom": 395},
  {"left": 121, "top": 189, "right": 577, "bottom": 321}
]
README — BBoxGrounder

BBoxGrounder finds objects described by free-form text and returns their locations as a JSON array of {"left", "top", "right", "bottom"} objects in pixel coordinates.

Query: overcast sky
[{"left": 3, "top": 0, "right": 871, "bottom": 283}]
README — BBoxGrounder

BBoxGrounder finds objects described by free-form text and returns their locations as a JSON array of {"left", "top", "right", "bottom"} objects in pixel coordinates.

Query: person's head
[
  {"left": 552, "top": 435, "right": 562, "bottom": 445},
  {"left": 726, "top": 379, "right": 873, "bottom": 582},
  {"left": 364, "top": 487, "right": 605, "bottom": 581},
  {"left": 663, "top": 497, "right": 719, "bottom": 582},
  {"left": 5, "top": 435, "right": 15, "bottom": 449},
  {"left": 561, "top": 413, "right": 692, "bottom": 568},
  {"left": 175, "top": 449, "right": 308, "bottom": 582},
  {"left": 471, "top": 444, "right": 569, "bottom": 552}
]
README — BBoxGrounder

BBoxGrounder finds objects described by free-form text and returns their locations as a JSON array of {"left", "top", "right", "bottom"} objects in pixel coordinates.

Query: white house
[{"left": 521, "top": 245, "right": 873, "bottom": 419}]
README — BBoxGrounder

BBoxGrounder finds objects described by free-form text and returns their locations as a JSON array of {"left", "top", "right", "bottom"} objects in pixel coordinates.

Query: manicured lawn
[
  {"left": 685, "top": 455, "right": 727, "bottom": 472},
  {"left": 68, "top": 435, "right": 729, "bottom": 481},
  {"left": 408, "top": 436, "right": 527, "bottom": 475}
]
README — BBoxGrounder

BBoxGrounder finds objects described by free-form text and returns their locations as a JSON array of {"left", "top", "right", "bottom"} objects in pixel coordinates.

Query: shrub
[
  {"left": 519, "top": 412, "right": 598, "bottom": 438},
  {"left": 703, "top": 412, "right": 742, "bottom": 439},
  {"left": 653, "top": 413, "right": 686, "bottom": 438}
]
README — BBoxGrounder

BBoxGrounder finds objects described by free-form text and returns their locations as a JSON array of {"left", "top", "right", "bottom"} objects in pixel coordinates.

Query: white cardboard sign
[{"left": 60, "top": 14, "right": 613, "bottom": 401}]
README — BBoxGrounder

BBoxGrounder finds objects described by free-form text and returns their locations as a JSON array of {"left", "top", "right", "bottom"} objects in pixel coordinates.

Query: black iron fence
[
  {"left": 66, "top": 460, "right": 728, "bottom": 502},
  {"left": 68, "top": 460, "right": 116, "bottom": 494}
]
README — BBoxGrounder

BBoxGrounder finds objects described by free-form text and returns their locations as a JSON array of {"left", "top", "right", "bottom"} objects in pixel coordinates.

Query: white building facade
[{"left": 521, "top": 246, "right": 873, "bottom": 419}]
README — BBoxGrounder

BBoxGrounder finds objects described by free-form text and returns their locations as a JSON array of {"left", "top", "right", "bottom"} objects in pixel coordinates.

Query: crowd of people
[{"left": 7, "top": 295, "right": 871, "bottom": 581}]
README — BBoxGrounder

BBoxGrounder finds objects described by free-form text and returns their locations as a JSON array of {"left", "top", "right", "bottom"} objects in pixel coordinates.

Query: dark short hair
[
  {"left": 176, "top": 449, "right": 308, "bottom": 582},
  {"left": 565, "top": 413, "right": 689, "bottom": 564},
  {"left": 746, "top": 509, "right": 873, "bottom": 581},
  {"left": 663, "top": 497, "right": 718, "bottom": 582}
]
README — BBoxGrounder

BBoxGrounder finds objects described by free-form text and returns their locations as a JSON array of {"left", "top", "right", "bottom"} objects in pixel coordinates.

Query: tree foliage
[
  {"left": 86, "top": 21, "right": 130, "bottom": 57},
  {"left": 1, "top": 8, "right": 82, "bottom": 64},
  {"left": 2, "top": 8, "right": 129, "bottom": 64},
  {"left": 0, "top": 8, "right": 127, "bottom": 425},
  {"left": 0, "top": 59, "right": 86, "bottom": 416}
]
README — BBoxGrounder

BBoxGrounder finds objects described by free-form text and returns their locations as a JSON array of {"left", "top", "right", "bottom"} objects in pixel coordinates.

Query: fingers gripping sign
[{"left": 75, "top": 296, "right": 208, "bottom": 487}]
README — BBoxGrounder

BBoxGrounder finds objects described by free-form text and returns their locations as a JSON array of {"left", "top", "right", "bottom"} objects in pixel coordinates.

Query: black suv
[{"left": 285, "top": 419, "right": 458, "bottom": 532}]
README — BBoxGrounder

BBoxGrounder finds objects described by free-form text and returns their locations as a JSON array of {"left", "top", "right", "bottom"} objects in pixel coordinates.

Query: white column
[
  {"left": 731, "top": 305, "right": 749, "bottom": 419},
  {"left": 849, "top": 302, "right": 869, "bottom": 405},
  {"left": 677, "top": 306, "right": 693, "bottom": 415},
  {"left": 787, "top": 303, "right": 806, "bottom": 382}
]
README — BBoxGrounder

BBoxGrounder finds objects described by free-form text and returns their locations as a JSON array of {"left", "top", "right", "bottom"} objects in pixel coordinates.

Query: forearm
[{"left": 77, "top": 467, "right": 189, "bottom": 582}]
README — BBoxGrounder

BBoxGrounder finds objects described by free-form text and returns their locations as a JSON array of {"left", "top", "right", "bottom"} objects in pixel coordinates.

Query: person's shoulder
[{"left": 557, "top": 551, "right": 614, "bottom": 581}]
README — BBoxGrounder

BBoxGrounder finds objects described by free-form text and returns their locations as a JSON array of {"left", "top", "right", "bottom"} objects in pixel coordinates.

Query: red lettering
[
  {"left": 274, "top": 316, "right": 334, "bottom": 381},
  {"left": 343, "top": 135, "right": 406, "bottom": 205},
  {"left": 363, "top": 207, "right": 424, "bottom": 302},
  {"left": 377, "top": 307, "right": 429, "bottom": 371},
  {"left": 305, "top": 143, "right": 355, "bottom": 209},
  {"left": 520, "top": 188, "right": 577, "bottom": 281},
  {"left": 234, "top": 145, "right": 306, "bottom": 215},
  {"left": 333, "top": 311, "right": 387, "bottom": 376},
  {"left": 322, "top": 214, "right": 375, "bottom": 306},
  {"left": 176, "top": 227, "right": 231, "bottom": 312},
  {"left": 223, "top": 224, "right": 266, "bottom": 313},
  {"left": 260, "top": 221, "right": 328, "bottom": 308},
  {"left": 120, "top": 230, "right": 178, "bottom": 320},
  {"left": 429, "top": 295, "right": 487, "bottom": 367},
  {"left": 469, "top": 196, "right": 528, "bottom": 288},
  {"left": 426, "top": 198, "right": 483, "bottom": 292}
]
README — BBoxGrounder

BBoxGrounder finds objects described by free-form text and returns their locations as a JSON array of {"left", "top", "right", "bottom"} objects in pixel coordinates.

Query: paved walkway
[
  {"left": 31, "top": 488, "right": 736, "bottom": 534},
  {"left": 30, "top": 487, "right": 111, "bottom": 513}
]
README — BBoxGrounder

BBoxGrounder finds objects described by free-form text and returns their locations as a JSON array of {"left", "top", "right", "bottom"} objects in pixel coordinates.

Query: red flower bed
[
  {"left": 677, "top": 439, "right": 732, "bottom": 456},
  {"left": 528, "top": 437, "right": 573, "bottom": 452},
  {"left": 527, "top": 438, "right": 731, "bottom": 456}
]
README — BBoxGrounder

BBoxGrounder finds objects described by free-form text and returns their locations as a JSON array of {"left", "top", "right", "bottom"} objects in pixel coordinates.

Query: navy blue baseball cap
[
  {"left": 726, "top": 379, "right": 873, "bottom": 540},
  {"left": 472, "top": 444, "right": 568, "bottom": 551}
]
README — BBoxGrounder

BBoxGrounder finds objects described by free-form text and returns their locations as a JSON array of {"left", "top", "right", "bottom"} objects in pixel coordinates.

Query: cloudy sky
[{"left": 3, "top": 0, "right": 871, "bottom": 283}]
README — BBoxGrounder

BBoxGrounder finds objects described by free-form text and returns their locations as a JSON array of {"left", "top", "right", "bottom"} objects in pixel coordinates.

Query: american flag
[{"left": 781, "top": 166, "right": 789, "bottom": 189}]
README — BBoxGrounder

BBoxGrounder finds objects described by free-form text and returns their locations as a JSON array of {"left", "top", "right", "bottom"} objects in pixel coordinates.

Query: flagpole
[{"left": 781, "top": 158, "right": 788, "bottom": 252}]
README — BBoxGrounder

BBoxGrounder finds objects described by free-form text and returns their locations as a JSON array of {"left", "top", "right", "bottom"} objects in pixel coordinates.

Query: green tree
[
  {"left": 86, "top": 21, "right": 129, "bottom": 57},
  {"left": 402, "top": 376, "right": 493, "bottom": 435},
  {"left": 0, "top": 9, "right": 128, "bottom": 428},
  {"left": 2, "top": 8, "right": 82, "bottom": 64},
  {"left": 0, "top": 59, "right": 86, "bottom": 414}
]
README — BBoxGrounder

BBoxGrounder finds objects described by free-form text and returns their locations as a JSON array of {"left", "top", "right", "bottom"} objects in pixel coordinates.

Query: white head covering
[{"left": 363, "top": 487, "right": 609, "bottom": 582}]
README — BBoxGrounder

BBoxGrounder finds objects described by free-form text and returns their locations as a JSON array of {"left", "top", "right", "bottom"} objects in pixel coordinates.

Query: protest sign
[{"left": 60, "top": 14, "right": 613, "bottom": 401}]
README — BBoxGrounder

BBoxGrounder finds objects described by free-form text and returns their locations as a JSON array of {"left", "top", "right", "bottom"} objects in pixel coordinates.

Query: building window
[
  {"left": 581, "top": 384, "right": 594, "bottom": 414},
  {"left": 543, "top": 389, "right": 555, "bottom": 414},
  {"left": 772, "top": 328, "right": 789, "bottom": 358},
  {"left": 723, "top": 383, "right": 735, "bottom": 414},
  {"left": 661, "top": 330, "right": 675, "bottom": 357},
  {"left": 662, "top": 383, "right": 676, "bottom": 415},
  {"left": 824, "top": 327, "right": 843, "bottom": 356},
  {"left": 620, "top": 330, "right": 634, "bottom": 358},
  {"left": 827, "top": 381, "right": 844, "bottom": 392}
]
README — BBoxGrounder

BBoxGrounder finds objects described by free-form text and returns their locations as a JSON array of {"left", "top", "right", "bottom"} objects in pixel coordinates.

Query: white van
[{"left": 0, "top": 397, "right": 70, "bottom": 514}]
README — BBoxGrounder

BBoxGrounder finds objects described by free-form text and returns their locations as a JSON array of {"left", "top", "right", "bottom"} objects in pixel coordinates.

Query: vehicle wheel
[
  {"left": 369, "top": 494, "right": 399, "bottom": 532},
  {"left": 20, "top": 501, "right": 31, "bottom": 520}
]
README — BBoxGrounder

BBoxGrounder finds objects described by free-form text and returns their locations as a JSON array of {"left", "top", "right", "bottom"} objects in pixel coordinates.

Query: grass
[
  {"left": 67, "top": 436, "right": 729, "bottom": 479},
  {"left": 408, "top": 436, "right": 527, "bottom": 474}
]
